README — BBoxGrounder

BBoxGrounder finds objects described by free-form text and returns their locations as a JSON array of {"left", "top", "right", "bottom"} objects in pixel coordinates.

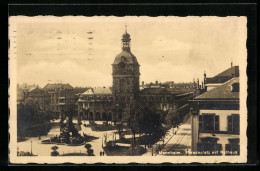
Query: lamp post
[{"left": 31, "top": 141, "right": 32, "bottom": 155}]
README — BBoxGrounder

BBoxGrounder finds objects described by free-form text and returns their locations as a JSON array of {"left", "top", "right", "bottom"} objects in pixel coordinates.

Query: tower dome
[
  {"left": 122, "top": 32, "right": 131, "bottom": 42},
  {"left": 113, "top": 26, "right": 139, "bottom": 66}
]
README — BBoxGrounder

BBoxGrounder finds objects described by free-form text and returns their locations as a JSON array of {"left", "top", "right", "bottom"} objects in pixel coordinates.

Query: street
[{"left": 156, "top": 114, "right": 192, "bottom": 156}]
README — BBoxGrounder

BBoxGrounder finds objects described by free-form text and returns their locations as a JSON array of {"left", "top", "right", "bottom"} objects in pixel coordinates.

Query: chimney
[
  {"left": 197, "top": 78, "right": 199, "bottom": 89},
  {"left": 155, "top": 80, "right": 158, "bottom": 85},
  {"left": 231, "top": 61, "right": 233, "bottom": 67},
  {"left": 142, "top": 81, "right": 144, "bottom": 86},
  {"left": 204, "top": 71, "right": 207, "bottom": 83}
]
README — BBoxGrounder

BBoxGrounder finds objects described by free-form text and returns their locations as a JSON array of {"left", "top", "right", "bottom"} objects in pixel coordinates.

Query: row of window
[
  {"left": 197, "top": 138, "right": 240, "bottom": 155},
  {"left": 172, "top": 85, "right": 194, "bottom": 88},
  {"left": 196, "top": 143, "right": 240, "bottom": 155},
  {"left": 199, "top": 113, "right": 239, "bottom": 132},
  {"left": 52, "top": 105, "right": 75, "bottom": 111},
  {"left": 115, "top": 96, "right": 131, "bottom": 101},
  {"left": 81, "top": 96, "right": 113, "bottom": 100},
  {"left": 51, "top": 98, "right": 74, "bottom": 103},
  {"left": 141, "top": 96, "right": 172, "bottom": 101}
]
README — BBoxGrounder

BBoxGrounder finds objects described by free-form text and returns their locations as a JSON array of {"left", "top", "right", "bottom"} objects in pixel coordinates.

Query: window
[
  {"left": 228, "top": 114, "right": 239, "bottom": 133},
  {"left": 231, "top": 83, "right": 239, "bottom": 92},
  {"left": 197, "top": 137, "right": 222, "bottom": 155},
  {"left": 199, "top": 114, "right": 219, "bottom": 131},
  {"left": 225, "top": 138, "right": 240, "bottom": 155}
]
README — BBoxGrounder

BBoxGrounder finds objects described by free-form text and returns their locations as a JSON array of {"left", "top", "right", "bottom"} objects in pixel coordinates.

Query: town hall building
[{"left": 77, "top": 29, "right": 194, "bottom": 122}]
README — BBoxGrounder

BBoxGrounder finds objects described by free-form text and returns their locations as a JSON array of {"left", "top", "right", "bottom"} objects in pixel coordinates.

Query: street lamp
[{"left": 31, "top": 141, "right": 32, "bottom": 155}]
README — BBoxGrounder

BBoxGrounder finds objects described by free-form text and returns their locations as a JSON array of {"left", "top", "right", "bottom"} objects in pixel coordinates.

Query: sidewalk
[{"left": 156, "top": 115, "right": 192, "bottom": 156}]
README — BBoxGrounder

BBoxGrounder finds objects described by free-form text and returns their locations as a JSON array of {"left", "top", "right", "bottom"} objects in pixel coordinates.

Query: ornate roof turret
[{"left": 113, "top": 26, "right": 139, "bottom": 65}]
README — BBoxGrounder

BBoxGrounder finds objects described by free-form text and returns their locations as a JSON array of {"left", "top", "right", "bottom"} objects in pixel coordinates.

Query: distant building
[
  {"left": 140, "top": 81, "right": 196, "bottom": 93},
  {"left": 25, "top": 87, "right": 47, "bottom": 110},
  {"left": 17, "top": 83, "right": 38, "bottom": 102},
  {"left": 189, "top": 66, "right": 240, "bottom": 155},
  {"left": 73, "top": 87, "right": 91, "bottom": 117},
  {"left": 78, "top": 87, "right": 114, "bottom": 121},
  {"left": 43, "top": 83, "right": 75, "bottom": 119},
  {"left": 139, "top": 88, "right": 194, "bottom": 112},
  {"left": 204, "top": 65, "right": 239, "bottom": 91}
]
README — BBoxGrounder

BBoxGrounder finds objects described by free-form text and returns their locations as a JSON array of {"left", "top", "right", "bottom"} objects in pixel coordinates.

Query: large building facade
[
  {"left": 189, "top": 66, "right": 240, "bottom": 155},
  {"left": 43, "top": 83, "right": 75, "bottom": 119},
  {"left": 77, "top": 30, "right": 195, "bottom": 122},
  {"left": 78, "top": 87, "right": 114, "bottom": 121}
]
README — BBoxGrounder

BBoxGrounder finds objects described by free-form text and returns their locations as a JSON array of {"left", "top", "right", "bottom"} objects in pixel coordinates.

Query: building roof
[
  {"left": 73, "top": 87, "right": 91, "bottom": 95},
  {"left": 113, "top": 51, "right": 139, "bottom": 65},
  {"left": 206, "top": 66, "right": 239, "bottom": 84},
  {"left": 43, "top": 83, "right": 73, "bottom": 90},
  {"left": 172, "top": 83, "right": 194, "bottom": 86},
  {"left": 140, "top": 87, "right": 191, "bottom": 96},
  {"left": 81, "top": 87, "right": 112, "bottom": 96},
  {"left": 165, "top": 88, "right": 191, "bottom": 95},
  {"left": 194, "top": 77, "right": 239, "bottom": 100},
  {"left": 18, "top": 84, "right": 37, "bottom": 90},
  {"left": 93, "top": 87, "right": 112, "bottom": 94},
  {"left": 140, "top": 88, "right": 169, "bottom": 95},
  {"left": 81, "top": 89, "right": 93, "bottom": 95},
  {"left": 28, "top": 87, "right": 44, "bottom": 92},
  {"left": 122, "top": 32, "right": 131, "bottom": 41}
]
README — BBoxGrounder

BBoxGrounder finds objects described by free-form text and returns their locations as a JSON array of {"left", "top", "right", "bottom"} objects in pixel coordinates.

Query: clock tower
[{"left": 112, "top": 27, "right": 140, "bottom": 121}]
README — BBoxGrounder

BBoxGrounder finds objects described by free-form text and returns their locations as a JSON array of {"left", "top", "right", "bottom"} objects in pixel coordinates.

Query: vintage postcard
[{"left": 9, "top": 16, "right": 247, "bottom": 164}]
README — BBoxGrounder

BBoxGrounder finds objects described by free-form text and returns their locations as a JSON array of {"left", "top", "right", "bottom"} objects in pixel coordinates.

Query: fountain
[{"left": 42, "top": 110, "right": 97, "bottom": 146}]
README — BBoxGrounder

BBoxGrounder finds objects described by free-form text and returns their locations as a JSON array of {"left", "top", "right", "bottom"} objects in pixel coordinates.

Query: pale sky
[{"left": 10, "top": 16, "right": 247, "bottom": 88}]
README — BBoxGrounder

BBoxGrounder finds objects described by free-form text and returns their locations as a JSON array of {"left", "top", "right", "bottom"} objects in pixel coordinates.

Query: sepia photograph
[{"left": 9, "top": 16, "right": 247, "bottom": 164}]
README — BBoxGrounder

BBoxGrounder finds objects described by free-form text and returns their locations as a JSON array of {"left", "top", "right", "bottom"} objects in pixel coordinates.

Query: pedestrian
[
  {"left": 102, "top": 151, "right": 105, "bottom": 156},
  {"left": 100, "top": 151, "right": 102, "bottom": 156}
]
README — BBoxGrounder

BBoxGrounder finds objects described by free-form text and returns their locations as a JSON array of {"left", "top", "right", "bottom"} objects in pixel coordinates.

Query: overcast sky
[{"left": 10, "top": 16, "right": 247, "bottom": 88}]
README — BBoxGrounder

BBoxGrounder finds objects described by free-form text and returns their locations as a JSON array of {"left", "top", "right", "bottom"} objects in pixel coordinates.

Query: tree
[
  {"left": 165, "top": 110, "right": 180, "bottom": 128},
  {"left": 125, "top": 105, "right": 139, "bottom": 146},
  {"left": 17, "top": 97, "right": 55, "bottom": 138},
  {"left": 87, "top": 149, "right": 94, "bottom": 156},
  {"left": 84, "top": 143, "right": 94, "bottom": 156},
  {"left": 116, "top": 122, "right": 124, "bottom": 140},
  {"left": 85, "top": 143, "right": 92, "bottom": 150},
  {"left": 126, "top": 104, "right": 164, "bottom": 147},
  {"left": 51, "top": 146, "right": 59, "bottom": 156}
]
